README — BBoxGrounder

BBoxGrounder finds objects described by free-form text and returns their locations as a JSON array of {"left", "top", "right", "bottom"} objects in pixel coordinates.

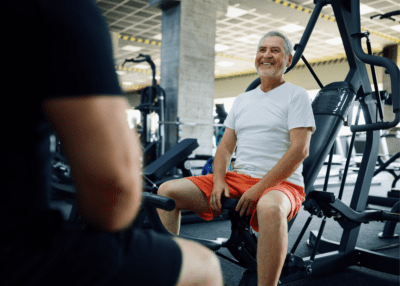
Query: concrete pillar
[
  {"left": 111, "top": 31, "right": 120, "bottom": 60},
  {"left": 150, "top": 0, "right": 228, "bottom": 156}
]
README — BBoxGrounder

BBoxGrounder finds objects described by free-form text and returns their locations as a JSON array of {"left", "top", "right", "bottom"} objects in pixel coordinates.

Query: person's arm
[
  {"left": 43, "top": 96, "right": 142, "bottom": 232},
  {"left": 210, "top": 127, "right": 237, "bottom": 211},
  {"left": 236, "top": 127, "right": 313, "bottom": 216},
  {"left": 212, "top": 127, "right": 237, "bottom": 182}
]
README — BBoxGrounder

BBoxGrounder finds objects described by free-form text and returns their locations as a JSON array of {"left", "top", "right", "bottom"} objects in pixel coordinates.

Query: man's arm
[
  {"left": 209, "top": 127, "right": 237, "bottom": 211},
  {"left": 212, "top": 127, "right": 237, "bottom": 182},
  {"left": 236, "top": 127, "right": 313, "bottom": 216},
  {"left": 43, "top": 96, "right": 142, "bottom": 232}
]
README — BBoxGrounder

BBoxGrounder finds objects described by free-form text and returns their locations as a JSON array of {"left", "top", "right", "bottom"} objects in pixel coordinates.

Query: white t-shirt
[{"left": 224, "top": 82, "right": 316, "bottom": 187}]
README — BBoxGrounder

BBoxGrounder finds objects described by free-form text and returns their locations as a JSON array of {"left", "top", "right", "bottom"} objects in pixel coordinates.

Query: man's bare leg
[
  {"left": 173, "top": 237, "right": 223, "bottom": 286},
  {"left": 157, "top": 178, "right": 211, "bottom": 235},
  {"left": 256, "top": 191, "right": 292, "bottom": 286}
]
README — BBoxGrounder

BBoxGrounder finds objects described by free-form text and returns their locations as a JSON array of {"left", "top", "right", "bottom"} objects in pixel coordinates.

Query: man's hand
[
  {"left": 235, "top": 184, "right": 264, "bottom": 217},
  {"left": 210, "top": 180, "right": 230, "bottom": 212}
]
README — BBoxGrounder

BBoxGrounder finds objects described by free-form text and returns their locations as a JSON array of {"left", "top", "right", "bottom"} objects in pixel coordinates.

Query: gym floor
[
  {"left": 179, "top": 165, "right": 400, "bottom": 286},
  {"left": 51, "top": 165, "right": 399, "bottom": 286}
]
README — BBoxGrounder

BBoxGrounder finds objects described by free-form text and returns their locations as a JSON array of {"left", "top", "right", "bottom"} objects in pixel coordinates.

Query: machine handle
[
  {"left": 350, "top": 0, "right": 400, "bottom": 132},
  {"left": 142, "top": 192, "right": 176, "bottom": 211}
]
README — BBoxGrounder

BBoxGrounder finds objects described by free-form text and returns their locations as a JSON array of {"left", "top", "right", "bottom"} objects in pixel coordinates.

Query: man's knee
[
  {"left": 158, "top": 179, "right": 185, "bottom": 201},
  {"left": 256, "top": 191, "right": 291, "bottom": 222},
  {"left": 173, "top": 237, "right": 222, "bottom": 286},
  {"left": 158, "top": 180, "right": 174, "bottom": 197}
]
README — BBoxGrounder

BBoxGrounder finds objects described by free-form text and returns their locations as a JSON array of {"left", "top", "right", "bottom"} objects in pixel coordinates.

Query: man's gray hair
[{"left": 257, "top": 31, "right": 293, "bottom": 56}]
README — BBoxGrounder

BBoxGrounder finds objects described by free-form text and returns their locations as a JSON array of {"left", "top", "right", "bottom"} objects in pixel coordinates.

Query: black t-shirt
[{"left": 0, "top": 0, "right": 125, "bottom": 235}]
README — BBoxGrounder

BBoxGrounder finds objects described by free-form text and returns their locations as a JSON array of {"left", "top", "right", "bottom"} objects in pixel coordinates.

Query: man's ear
[{"left": 287, "top": 54, "right": 293, "bottom": 67}]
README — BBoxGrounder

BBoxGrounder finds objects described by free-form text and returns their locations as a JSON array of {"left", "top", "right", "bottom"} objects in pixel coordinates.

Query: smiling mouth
[{"left": 262, "top": 63, "right": 272, "bottom": 65}]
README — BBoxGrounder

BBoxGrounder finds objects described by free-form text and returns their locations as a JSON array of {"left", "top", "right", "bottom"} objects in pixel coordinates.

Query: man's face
[{"left": 255, "top": 36, "right": 292, "bottom": 78}]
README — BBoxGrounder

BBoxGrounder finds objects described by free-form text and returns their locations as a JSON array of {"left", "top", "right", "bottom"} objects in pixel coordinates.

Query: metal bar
[
  {"left": 323, "top": 145, "right": 335, "bottom": 192},
  {"left": 338, "top": 103, "right": 362, "bottom": 200},
  {"left": 350, "top": 0, "right": 400, "bottom": 132},
  {"left": 159, "top": 121, "right": 225, "bottom": 127},
  {"left": 310, "top": 217, "right": 327, "bottom": 262},
  {"left": 373, "top": 152, "right": 400, "bottom": 176},
  {"left": 280, "top": 251, "right": 357, "bottom": 284},
  {"left": 284, "top": 0, "right": 327, "bottom": 74},
  {"left": 301, "top": 55, "right": 324, "bottom": 89},
  {"left": 290, "top": 215, "right": 313, "bottom": 254},
  {"left": 365, "top": 34, "right": 384, "bottom": 121}
]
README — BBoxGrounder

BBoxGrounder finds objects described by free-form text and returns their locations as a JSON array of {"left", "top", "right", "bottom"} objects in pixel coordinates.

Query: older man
[{"left": 158, "top": 31, "right": 315, "bottom": 286}]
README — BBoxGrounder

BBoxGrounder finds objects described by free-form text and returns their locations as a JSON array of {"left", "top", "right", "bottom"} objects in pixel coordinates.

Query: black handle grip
[{"left": 142, "top": 192, "right": 176, "bottom": 211}]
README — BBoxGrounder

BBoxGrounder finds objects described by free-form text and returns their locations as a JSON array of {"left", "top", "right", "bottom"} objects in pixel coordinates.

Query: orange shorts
[{"left": 186, "top": 172, "right": 305, "bottom": 232}]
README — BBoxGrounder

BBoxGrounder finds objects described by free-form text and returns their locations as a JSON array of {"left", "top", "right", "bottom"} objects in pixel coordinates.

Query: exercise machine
[
  {"left": 142, "top": 0, "right": 400, "bottom": 284},
  {"left": 123, "top": 54, "right": 166, "bottom": 166}
]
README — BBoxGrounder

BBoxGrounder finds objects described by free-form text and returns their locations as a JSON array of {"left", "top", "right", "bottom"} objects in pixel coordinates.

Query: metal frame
[{"left": 142, "top": 0, "right": 400, "bottom": 285}]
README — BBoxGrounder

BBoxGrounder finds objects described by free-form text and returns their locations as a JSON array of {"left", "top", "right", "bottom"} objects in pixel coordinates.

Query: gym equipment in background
[
  {"left": 123, "top": 54, "right": 166, "bottom": 166},
  {"left": 142, "top": 1, "right": 400, "bottom": 285}
]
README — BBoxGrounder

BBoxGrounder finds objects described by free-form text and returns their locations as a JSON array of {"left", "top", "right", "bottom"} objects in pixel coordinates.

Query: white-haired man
[{"left": 158, "top": 31, "right": 315, "bottom": 286}]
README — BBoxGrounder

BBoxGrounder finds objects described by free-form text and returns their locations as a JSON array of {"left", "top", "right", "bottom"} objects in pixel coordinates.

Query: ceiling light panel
[
  {"left": 326, "top": 37, "right": 342, "bottom": 45},
  {"left": 226, "top": 6, "right": 248, "bottom": 18},
  {"left": 217, "top": 61, "right": 235, "bottom": 67},
  {"left": 122, "top": 45, "right": 142, "bottom": 52},
  {"left": 215, "top": 44, "right": 230, "bottom": 51},
  {"left": 359, "top": 4, "right": 376, "bottom": 15},
  {"left": 279, "top": 24, "right": 305, "bottom": 33}
]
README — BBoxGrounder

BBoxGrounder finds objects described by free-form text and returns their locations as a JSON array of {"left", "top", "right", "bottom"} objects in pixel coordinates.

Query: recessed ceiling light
[
  {"left": 237, "top": 34, "right": 261, "bottom": 44},
  {"left": 390, "top": 25, "right": 400, "bottom": 32},
  {"left": 135, "top": 64, "right": 150, "bottom": 69},
  {"left": 217, "top": 61, "right": 234, "bottom": 67},
  {"left": 116, "top": 71, "right": 126, "bottom": 75},
  {"left": 122, "top": 45, "right": 142, "bottom": 52},
  {"left": 153, "top": 34, "right": 162, "bottom": 40},
  {"left": 359, "top": 4, "right": 375, "bottom": 15},
  {"left": 215, "top": 44, "right": 230, "bottom": 51},
  {"left": 226, "top": 6, "right": 247, "bottom": 18},
  {"left": 279, "top": 24, "right": 304, "bottom": 33},
  {"left": 326, "top": 37, "right": 342, "bottom": 45}
]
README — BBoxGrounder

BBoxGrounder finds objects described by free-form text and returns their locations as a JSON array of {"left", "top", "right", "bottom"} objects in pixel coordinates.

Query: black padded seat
[{"left": 143, "top": 138, "right": 199, "bottom": 181}]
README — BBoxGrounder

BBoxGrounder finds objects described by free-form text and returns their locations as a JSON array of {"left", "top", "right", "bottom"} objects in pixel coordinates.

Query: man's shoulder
[{"left": 283, "top": 82, "right": 307, "bottom": 93}]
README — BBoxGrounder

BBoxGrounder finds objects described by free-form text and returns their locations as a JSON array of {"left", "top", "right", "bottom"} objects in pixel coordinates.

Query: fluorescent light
[
  {"left": 135, "top": 64, "right": 150, "bottom": 69},
  {"left": 237, "top": 34, "right": 260, "bottom": 44},
  {"left": 226, "top": 6, "right": 247, "bottom": 18},
  {"left": 360, "top": 4, "right": 375, "bottom": 15},
  {"left": 217, "top": 61, "right": 234, "bottom": 67},
  {"left": 390, "top": 25, "right": 400, "bottom": 32},
  {"left": 122, "top": 82, "right": 133, "bottom": 86},
  {"left": 279, "top": 24, "right": 304, "bottom": 33},
  {"left": 116, "top": 71, "right": 126, "bottom": 75},
  {"left": 326, "top": 37, "right": 342, "bottom": 45},
  {"left": 122, "top": 45, "right": 142, "bottom": 52},
  {"left": 153, "top": 34, "right": 162, "bottom": 40},
  {"left": 215, "top": 44, "right": 230, "bottom": 51}
]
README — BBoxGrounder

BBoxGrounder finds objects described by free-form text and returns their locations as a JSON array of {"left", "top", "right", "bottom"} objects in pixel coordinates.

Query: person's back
[{"left": 0, "top": 1, "right": 222, "bottom": 285}]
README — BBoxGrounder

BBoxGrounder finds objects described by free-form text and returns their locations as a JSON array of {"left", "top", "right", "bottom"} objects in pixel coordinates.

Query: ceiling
[{"left": 95, "top": 0, "right": 400, "bottom": 91}]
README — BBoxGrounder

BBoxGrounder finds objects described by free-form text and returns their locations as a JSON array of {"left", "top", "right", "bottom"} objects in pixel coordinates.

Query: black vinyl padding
[
  {"left": 302, "top": 82, "right": 356, "bottom": 196},
  {"left": 143, "top": 138, "right": 199, "bottom": 180}
]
